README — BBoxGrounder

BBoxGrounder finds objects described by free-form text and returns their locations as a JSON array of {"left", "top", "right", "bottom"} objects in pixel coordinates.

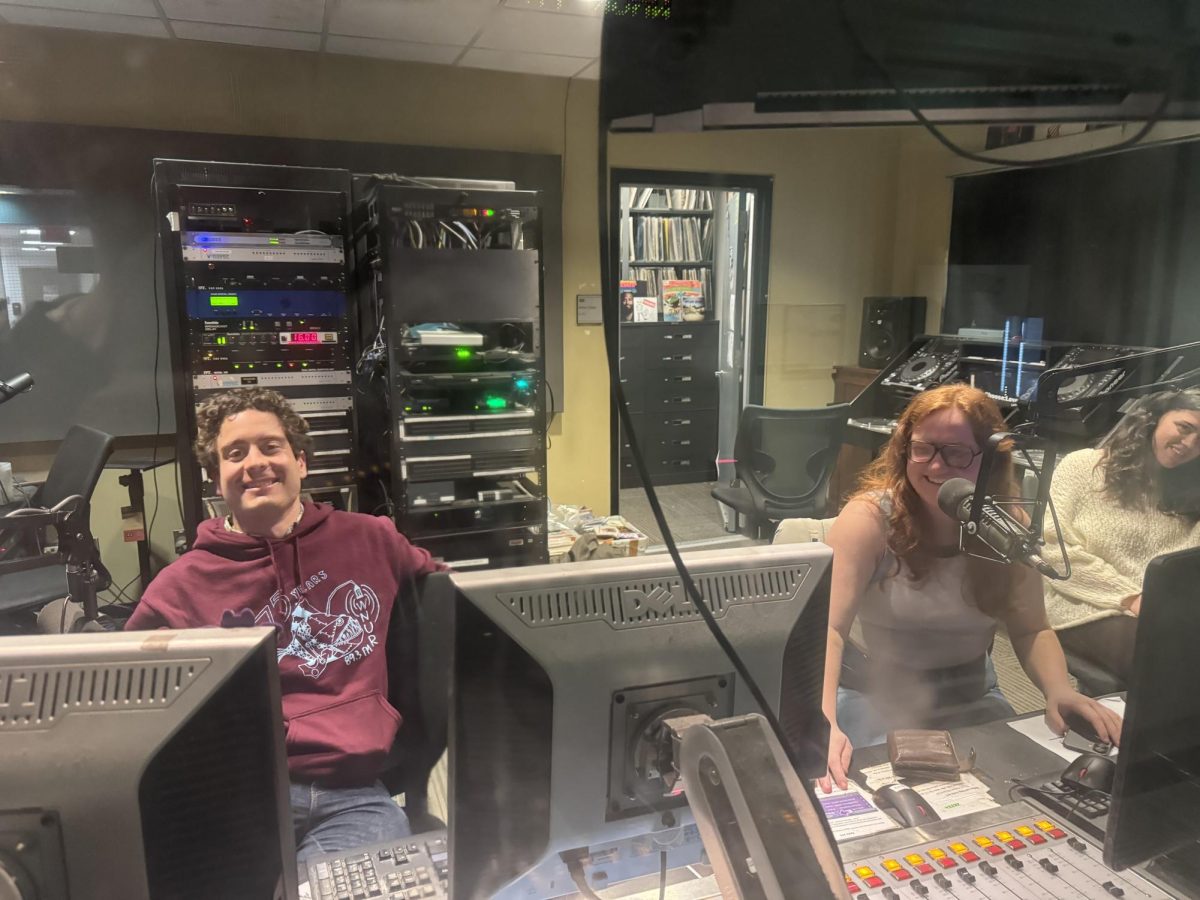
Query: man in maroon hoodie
[{"left": 125, "top": 387, "right": 442, "bottom": 864}]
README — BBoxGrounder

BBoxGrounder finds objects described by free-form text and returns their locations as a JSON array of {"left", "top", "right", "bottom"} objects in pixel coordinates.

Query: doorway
[{"left": 608, "top": 169, "right": 773, "bottom": 548}]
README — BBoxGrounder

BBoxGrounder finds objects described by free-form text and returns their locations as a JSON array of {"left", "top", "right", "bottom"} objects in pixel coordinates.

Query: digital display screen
[
  {"left": 209, "top": 294, "right": 239, "bottom": 307},
  {"left": 289, "top": 332, "right": 320, "bottom": 343}
]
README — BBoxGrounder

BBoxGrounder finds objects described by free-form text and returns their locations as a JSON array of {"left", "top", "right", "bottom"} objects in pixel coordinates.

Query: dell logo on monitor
[{"left": 620, "top": 584, "right": 689, "bottom": 620}]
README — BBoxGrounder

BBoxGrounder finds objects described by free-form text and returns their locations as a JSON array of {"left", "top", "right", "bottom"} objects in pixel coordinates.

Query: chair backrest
[
  {"left": 382, "top": 570, "right": 453, "bottom": 828},
  {"left": 35, "top": 425, "right": 115, "bottom": 511},
  {"left": 734, "top": 403, "right": 851, "bottom": 517}
]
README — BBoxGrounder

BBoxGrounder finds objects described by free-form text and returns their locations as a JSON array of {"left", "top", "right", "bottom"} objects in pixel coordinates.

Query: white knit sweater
[{"left": 1042, "top": 448, "right": 1200, "bottom": 629}]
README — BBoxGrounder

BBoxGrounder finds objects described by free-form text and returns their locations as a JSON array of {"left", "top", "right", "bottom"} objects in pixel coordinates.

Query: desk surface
[{"left": 851, "top": 707, "right": 1067, "bottom": 796}]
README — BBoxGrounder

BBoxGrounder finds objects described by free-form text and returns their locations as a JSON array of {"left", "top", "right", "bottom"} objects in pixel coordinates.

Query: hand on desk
[
  {"left": 818, "top": 724, "right": 853, "bottom": 793},
  {"left": 1044, "top": 690, "right": 1123, "bottom": 747}
]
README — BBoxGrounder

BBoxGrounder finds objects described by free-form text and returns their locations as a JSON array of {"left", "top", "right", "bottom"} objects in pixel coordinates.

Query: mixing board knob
[
  {"left": 1102, "top": 882, "right": 1125, "bottom": 897},
  {"left": 956, "top": 868, "right": 976, "bottom": 884},
  {"left": 881, "top": 888, "right": 898, "bottom": 899},
  {"left": 1068, "top": 837, "right": 1087, "bottom": 852},
  {"left": 1038, "top": 857, "right": 1059, "bottom": 874},
  {"left": 933, "top": 873, "right": 951, "bottom": 889},
  {"left": 910, "top": 882, "right": 928, "bottom": 896},
  {"left": 1004, "top": 855, "right": 1024, "bottom": 870},
  {"left": 979, "top": 861, "right": 997, "bottom": 876}
]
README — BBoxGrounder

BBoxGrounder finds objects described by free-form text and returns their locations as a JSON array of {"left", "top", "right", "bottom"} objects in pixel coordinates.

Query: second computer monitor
[
  {"left": 1105, "top": 545, "right": 1200, "bottom": 871},
  {"left": 441, "top": 542, "right": 832, "bottom": 899}
]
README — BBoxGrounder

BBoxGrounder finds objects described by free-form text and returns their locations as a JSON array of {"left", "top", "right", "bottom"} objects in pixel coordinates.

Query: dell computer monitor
[
  {"left": 1105, "top": 546, "right": 1200, "bottom": 871},
  {"left": 0, "top": 627, "right": 297, "bottom": 900},
  {"left": 440, "top": 542, "right": 832, "bottom": 899}
]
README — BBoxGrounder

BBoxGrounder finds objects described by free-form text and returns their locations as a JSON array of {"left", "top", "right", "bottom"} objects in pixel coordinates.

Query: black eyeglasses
[{"left": 907, "top": 440, "right": 982, "bottom": 469}]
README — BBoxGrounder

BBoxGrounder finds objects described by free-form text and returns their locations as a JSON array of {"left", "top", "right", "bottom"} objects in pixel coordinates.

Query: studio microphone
[
  {"left": 937, "top": 478, "right": 1058, "bottom": 578},
  {"left": 0, "top": 372, "right": 33, "bottom": 405}
]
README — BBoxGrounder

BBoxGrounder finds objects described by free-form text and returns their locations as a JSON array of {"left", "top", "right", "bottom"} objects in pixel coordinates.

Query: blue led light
[{"left": 515, "top": 378, "right": 530, "bottom": 390}]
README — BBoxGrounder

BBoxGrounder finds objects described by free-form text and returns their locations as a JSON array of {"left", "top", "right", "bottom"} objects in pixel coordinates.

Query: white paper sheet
[
  {"left": 857, "top": 762, "right": 1000, "bottom": 819},
  {"left": 815, "top": 781, "right": 900, "bottom": 842},
  {"left": 1005, "top": 697, "right": 1125, "bottom": 763}
]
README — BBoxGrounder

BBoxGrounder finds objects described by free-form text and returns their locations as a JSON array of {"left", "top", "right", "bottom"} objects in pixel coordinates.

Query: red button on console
[
  {"left": 846, "top": 882, "right": 860, "bottom": 894},
  {"left": 864, "top": 876, "right": 885, "bottom": 888},
  {"left": 1048, "top": 829, "right": 1067, "bottom": 839},
  {"left": 986, "top": 846, "right": 1005, "bottom": 856},
  {"left": 937, "top": 859, "right": 956, "bottom": 869},
  {"left": 1029, "top": 834, "right": 1047, "bottom": 845},
  {"left": 891, "top": 870, "right": 912, "bottom": 881},
  {"left": 961, "top": 852, "right": 980, "bottom": 862},
  {"left": 915, "top": 864, "right": 935, "bottom": 875},
  {"left": 1005, "top": 840, "right": 1026, "bottom": 850}
]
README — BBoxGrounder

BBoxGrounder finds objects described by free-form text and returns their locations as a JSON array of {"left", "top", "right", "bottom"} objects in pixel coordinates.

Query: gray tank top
[{"left": 856, "top": 497, "right": 997, "bottom": 671}]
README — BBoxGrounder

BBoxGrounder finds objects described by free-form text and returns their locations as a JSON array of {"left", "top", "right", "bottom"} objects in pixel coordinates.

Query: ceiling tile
[
  {"left": 325, "top": 34, "right": 462, "bottom": 65},
  {"left": 0, "top": 4, "right": 167, "bottom": 36},
  {"left": 500, "top": 0, "right": 603, "bottom": 16},
  {"left": 0, "top": 0, "right": 157, "bottom": 14},
  {"left": 474, "top": 6, "right": 599, "bottom": 57},
  {"left": 329, "top": 0, "right": 495, "bottom": 46},
  {"left": 459, "top": 46, "right": 590, "bottom": 78},
  {"left": 575, "top": 58, "right": 598, "bottom": 79},
  {"left": 173, "top": 20, "right": 320, "bottom": 52},
  {"left": 160, "top": 0, "right": 324, "bottom": 33}
]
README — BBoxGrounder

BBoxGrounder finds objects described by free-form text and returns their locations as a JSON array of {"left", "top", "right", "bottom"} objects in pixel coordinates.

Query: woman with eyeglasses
[
  {"left": 1041, "top": 389, "right": 1200, "bottom": 682},
  {"left": 817, "top": 384, "right": 1121, "bottom": 793}
]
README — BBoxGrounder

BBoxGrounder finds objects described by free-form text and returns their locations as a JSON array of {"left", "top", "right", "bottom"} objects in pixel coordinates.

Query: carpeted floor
[{"left": 619, "top": 481, "right": 736, "bottom": 545}]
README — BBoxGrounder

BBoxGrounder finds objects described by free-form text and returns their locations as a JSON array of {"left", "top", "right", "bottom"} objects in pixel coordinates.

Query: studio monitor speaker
[{"left": 859, "top": 296, "right": 927, "bottom": 368}]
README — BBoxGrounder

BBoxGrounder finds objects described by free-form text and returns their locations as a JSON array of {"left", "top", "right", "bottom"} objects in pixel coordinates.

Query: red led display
[{"left": 289, "top": 332, "right": 321, "bottom": 343}]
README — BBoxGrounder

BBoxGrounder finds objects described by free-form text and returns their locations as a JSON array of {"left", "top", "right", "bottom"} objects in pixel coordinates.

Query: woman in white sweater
[{"left": 1043, "top": 389, "right": 1200, "bottom": 680}]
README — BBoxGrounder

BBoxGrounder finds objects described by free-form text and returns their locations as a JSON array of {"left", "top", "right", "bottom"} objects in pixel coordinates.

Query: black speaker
[{"left": 859, "top": 296, "right": 927, "bottom": 368}]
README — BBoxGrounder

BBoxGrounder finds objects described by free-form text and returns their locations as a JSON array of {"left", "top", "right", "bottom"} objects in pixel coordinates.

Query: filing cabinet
[{"left": 618, "top": 321, "right": 719, "bottom": 487}]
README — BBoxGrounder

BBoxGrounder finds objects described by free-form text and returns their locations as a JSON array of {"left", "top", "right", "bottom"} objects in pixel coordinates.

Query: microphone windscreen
[{"left": 936, "top": 478, "right": 976, "bottom": 519}]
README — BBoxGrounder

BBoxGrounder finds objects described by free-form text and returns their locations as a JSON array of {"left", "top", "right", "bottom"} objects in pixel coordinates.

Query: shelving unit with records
[
  {"left": 618, "top": 186, "right": 715, "bottom": 306},
  {"left": 616, "top": 185, "right": 723, "bottom": 488},
  {"left": 352, "top": 180, "right": 548, "bottom": 571}
]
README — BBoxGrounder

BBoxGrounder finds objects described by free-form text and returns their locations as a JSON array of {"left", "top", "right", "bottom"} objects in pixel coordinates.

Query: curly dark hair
[
  {"left": 193, "top": 388, "right": 312, "bottom": 477},
  {"left": 1097, "top": 388, "right": 1200, "bottom": 516},
  {"left": 852, "top": 383, "right": 1020, "bottom": 617}
]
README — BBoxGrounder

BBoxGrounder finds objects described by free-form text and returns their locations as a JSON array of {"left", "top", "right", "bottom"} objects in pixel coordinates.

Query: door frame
[{"left": 606, "top": 168, "right": 774, "bottom": 514}]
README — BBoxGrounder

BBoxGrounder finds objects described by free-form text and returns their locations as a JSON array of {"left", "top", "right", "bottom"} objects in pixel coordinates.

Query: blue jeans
[
  {"left": 290, "top": 780, "right": 411, "bottom": 868},
  {"left": 836, "top": 655, "right": 1015, "bottom": 749}
]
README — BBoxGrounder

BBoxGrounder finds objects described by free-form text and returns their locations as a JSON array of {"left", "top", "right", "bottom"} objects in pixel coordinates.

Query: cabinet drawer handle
[{"left": 661, "top": 354, "right": 693, "bottom": 362}]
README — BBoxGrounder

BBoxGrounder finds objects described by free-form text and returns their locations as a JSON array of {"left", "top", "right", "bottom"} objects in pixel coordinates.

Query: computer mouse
[
  {"left": 1062, "top": 752, "right": 1118, "bottom": 794},
  {"left": 874, "top": 784, "right": 941, "bottom": 827}
]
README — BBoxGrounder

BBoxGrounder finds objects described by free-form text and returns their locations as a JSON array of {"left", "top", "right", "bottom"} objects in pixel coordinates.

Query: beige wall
[{"left": 0, "top": 24, "right": 964, "bottom": 595}]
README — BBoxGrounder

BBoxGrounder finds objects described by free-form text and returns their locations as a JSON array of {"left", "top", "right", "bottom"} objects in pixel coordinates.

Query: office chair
[
  {"left": 0, "top": 424, "right": 114, "bottom": 622},
  {"left": 380, "top": 572, "right": 453, "bottom": 833},
  {"left": 712, "top": 403, "right": 851, "bottom": 539}
]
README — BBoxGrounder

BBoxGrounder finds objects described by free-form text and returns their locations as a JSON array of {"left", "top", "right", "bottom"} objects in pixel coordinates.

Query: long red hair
[{"left": 852, "top": 384, "right": 1020, "bottom": 616}]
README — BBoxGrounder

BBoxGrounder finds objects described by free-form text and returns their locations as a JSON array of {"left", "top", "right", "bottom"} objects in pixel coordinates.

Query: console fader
[{"left": 842, "top": 804, "right": 1173, "bottom": 900}]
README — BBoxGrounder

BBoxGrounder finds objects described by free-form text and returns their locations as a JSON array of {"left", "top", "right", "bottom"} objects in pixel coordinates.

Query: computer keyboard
[
  {"left": 1023, "top": 780, "right": 1109, "bottom": 843},
  {"left": 306, "top": 830, "right": 448, "bottom": 900}
]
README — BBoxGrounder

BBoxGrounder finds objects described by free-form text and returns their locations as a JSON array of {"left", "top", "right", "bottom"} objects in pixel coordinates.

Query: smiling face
[
  {"left": 906, "top": 407, "right": 984, "bottom": 517},
  {"left": 215, "top": 408, "right": 307, "bottom": 536},
  {"left": 1152, "top": 409, "right": 1200, "bottom": 469}
]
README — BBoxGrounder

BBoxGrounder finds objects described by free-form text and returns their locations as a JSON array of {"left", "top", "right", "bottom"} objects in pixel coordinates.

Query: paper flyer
[{"left": 816, "top": 781, "right": 900, "bottom": 842}]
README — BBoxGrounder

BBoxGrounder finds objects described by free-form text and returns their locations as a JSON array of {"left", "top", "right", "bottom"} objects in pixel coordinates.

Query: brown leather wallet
[{"left": 887, "top": 729, "right": 977, "bottom": 782}]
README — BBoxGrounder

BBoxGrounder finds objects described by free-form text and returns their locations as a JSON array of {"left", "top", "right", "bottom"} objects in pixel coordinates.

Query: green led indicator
[
  {"left": 485, "top": 396, "right": 507, "bottom": 409},
  {"left": 209, "top": 294, "right": 239, "bottom": 307},
  {"left": 216, "top": 336, "right": 227, "bottom": 345},
  {"left": 269, "top": 237, "right": 280, "bottom": 245},
  {"left": 455, "top": 347, "right": 472, "bottom": 359},
  {"left": 276, "top": 363, "right": 283, "bottom": 368},
  {"left": 233, "top": 364, "right": 240, "bottom": 370},
  {"left": 484, "top": 209, "right": 495, "bottom": 217}
]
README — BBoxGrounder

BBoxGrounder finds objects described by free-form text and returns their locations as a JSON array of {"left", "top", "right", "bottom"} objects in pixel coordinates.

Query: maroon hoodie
[{"left": 125, "top": 502, "right": 441, "bottom": 786}]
